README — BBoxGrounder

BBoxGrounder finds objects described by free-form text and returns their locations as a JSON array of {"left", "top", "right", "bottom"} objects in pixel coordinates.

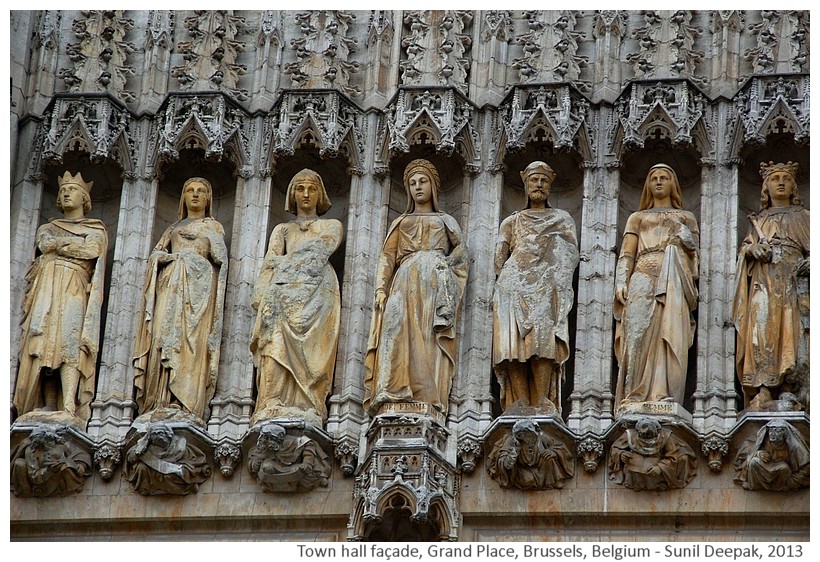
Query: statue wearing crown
[
  {"left": 14, "top": 172, "right": 108, "bottom": 428},
  {"left": 733, "top": 161, "right": 810, "bottom": 412}
]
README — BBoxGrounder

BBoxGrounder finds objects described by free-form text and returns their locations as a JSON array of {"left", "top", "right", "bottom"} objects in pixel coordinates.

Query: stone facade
[{"left": 10, "top": 10, "right": 809, "bottom": 541}]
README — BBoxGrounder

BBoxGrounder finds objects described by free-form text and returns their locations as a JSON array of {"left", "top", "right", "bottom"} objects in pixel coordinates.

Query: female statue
[
  {"left": 363, "top": 159, "right": 469, "bottom": 417},
  {"left": 133, "top": 177, "right": 228, "bottom": 423},
  {"left": 613, "top": 164, "right": 699, "bottom": 414},
  {"left": 14, "top": 171, "right": 107, "bottom": 425},
  {"left": 250, "top": 169, "right": 343, "bottom": 424},
  {"left": 733, "top": 161, "right": 809, "bottom": 411}
]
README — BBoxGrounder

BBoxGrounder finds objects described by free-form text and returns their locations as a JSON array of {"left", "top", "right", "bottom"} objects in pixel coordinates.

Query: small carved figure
[
  {"left": 14, "top": 172, "right": 108, "bottom": 426},
  {"left": 250, "top": 169, "right": 343, "bottom": 425},
  {"left": 734, "top": 420, "right": 810, "bottom": 492},
  {"left": 247, "top": 424, "right": 331, "bottom": 492},
  {"left": 11, "top": 425, "right": 92, "bottom": 497},
  {"left": 733, "top": 162, "right": 810, "bottom": 412},
  {"left": 123, "top": 423, "right": 211, "bottom": 496},
  {"left": 487, "top": 419, "right": 574, "bottom": 490},
  {"left": 492, "top": 162, "right": 579, "bottom": 414},
  {"left": 609, "top": 417, "right": 697, "bottom": 491},
  {"left": 364, "top": 159, "right": 469, "bottom": 417},
  {"left": 133, "top": 178, "right": 228, "bottom": 423},
  {"left": 614, "top": 164, "right": 699, "bottom": 414}
]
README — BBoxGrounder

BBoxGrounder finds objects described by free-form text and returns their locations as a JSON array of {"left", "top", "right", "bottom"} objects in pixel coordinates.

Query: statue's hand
[
  {"left": 615, "top": 284, "right": 628, "bottom": 305},
  {"left": 620, "top": 451, "right": 633, "bottom": 463},
  {"left": 374, "top": 289, "right": 387, "bottom": 311},
  {"left": 647, "top": 465, "right": 662, "bottom": 477},
  {"left": 748, "top": 243, "right": 772, "bottom": 262}
]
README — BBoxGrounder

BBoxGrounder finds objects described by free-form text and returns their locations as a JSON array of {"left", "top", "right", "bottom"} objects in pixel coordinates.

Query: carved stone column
[
  {"left": 568, "top": 162, "right": 618, "bottom": 433},
  {"left": 591, "top": 11, "right": 627, "bottom": 103},
  {"left": 249, "top": 11, "right": 283, "bottom": 112},
  {"left": 709, "top": 11, "right": 744, "bottom": 98},
  {"left": 89, "top": 172, "right": 158, "bottom": 440},
  {"left": 28, "top": 11, "right": 62, "bottom": 115},
  {"left": 691, "top": 162, "right": 740, "bottom": 433},
  {"left": 471, "top": 11, "right": 513, "bottom": 107},
  {"left": 208, "top": 170, "right": 270, "bottom": 441},
  {"left": 326, "top": 111, "right": 390, "bottom": 472},
  {"left": 138, "top": 10, "right": 175, "bottom": 114}
]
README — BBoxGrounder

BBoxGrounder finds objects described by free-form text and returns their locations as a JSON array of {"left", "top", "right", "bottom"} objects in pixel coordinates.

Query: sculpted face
[
  {"left": 184, "top": 180, "right": 210, "bottom": 214},
  {"left": 408, "top": 171, "right": 433, "bottom": 208},
  {"left": 767, "top": 171, "right": 796, "bottom": 207},
  {"left": 648, "top": 168, "right": 673, "bottom": 201},
  {"left": 769, "top": 425, "right": 787, "bottom": 445},
  {"left": 525, "top": 172, "right": 551, "bottom": 205},
  {"left": 58, "top": 183, "right": 86, "bottom": 213},
  {"left": 292, "top": 177, "right": 320, "bottom": 215},
  {"left": 151, "top": 427, "right": 174, "bottom": 448}
]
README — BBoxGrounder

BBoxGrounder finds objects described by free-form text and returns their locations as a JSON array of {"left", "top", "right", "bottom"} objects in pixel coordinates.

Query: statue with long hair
[
  {"left": 613, "top": 164, "right": 699, "bottom": 414},
  {"left": 363, "top": 159, "right": 469, "bottom": 417},
  {"left": 133, "top": 177, "right": 228, "bottom": 423},
  {"left": 250, "top": 169, "right": 343, "bottom": 425}
]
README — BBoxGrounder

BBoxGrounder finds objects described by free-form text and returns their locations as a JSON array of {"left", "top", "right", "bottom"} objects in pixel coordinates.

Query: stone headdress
[
  {"left": 403, "top": 159, "right": 441, "bottom": 213},
  {"left": 285, "top": 168, "right": 332, "bottom": 216}
]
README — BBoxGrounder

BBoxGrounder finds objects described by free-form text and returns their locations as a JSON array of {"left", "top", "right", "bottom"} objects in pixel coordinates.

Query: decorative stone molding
[
  {"left": 577, "top": 436, "right": 604, "bottom": 473},
  {"left": 94, "top": 442, "right": 122, "bottom": 480},
  {"left": 335, "top": 437, "right": 358, "bottom": 476},
  {"left": 512, "top": 11, "right": 589, "bottom": 91},
  {"left": 491, "top": 84, "right": 595, "bottom": 171},
  {"left": 456, "top": 437, "right": 482, "bottom": 474},
  {"left": 35, "top": 10, "right": 61, "bottom": 50},
  {"left": 701, "top": 435, "right": 729, "bottom": 472},
  {"left": 608, "top": 79, "right": 713, "bottom": 161},
  {"left": 284, "top": 11, "right": 360, "bottom": 97},
  {"left": 147, "top": 10, "right": 175, "bottom": 50},
  {"left": 41, "top": 94, "right": 136, "bottom": 171},
  {"left": 349, "top": 414, "right": 459, "bottom": 541},
  {"left": 400, "top": 11, "right": 473, "bottom": 94},
  {"left": 57, "top": 11, "right": 136, "bottom": 101},
  {"left": 731, "top": 75, "right": 809, "bottom": 151},
  {"left": 262, "top": 90, "right": 366, "bottom": 176},
  {"left": 10, "top": 424, "right": 93, "bottom": 498},
  {"left": 379, "top": 87, "right": 480, "bottom": 173},
  {"left": 171, "top": 11, "right": 248, "bottom": 100},
  {"left": 214, "top": 441, "right": 241, "bottom": 477},
  {"left": 154, "top": 93, "right": 251, "bottom": 173},
  {"left": 743, "top": 11, "right": 809, "bottom": 75},
  {"left": 627, "top": 11, "right": 706, "bottom": 85}
]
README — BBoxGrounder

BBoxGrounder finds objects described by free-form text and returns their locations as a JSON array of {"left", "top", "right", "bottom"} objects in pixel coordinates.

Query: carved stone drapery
[
  {"left": 400, "top": 11, "right": 473, "bottom": 94},
  {"left": 171, "top": 11, "right": 248, "bottom": 101},
  {"left": 153, "top": 93, "right": 251, "bottom": 173},
  {"left": 245, "top": 422, "right": 332, "bottom": 493},
  {"left": 608, "top": 79, "right": 714, "bottom": 162},
  {"left": 284, "top": 11, "right": 361, "bottom": 98},
  {"left": 262, "top": 90, "right": 366, "bottom": 176},
  {"left": 733, "top": 419, "right": 810, "bottom": 492},
  {"left": 40, "top": 94, "right": 135, "bottom": 171},
  {"left": 58, "top": 11, "right": 136, "bottom": 102},
  {"left": 492, "top": 84, "right": 594, "bottom": 171},
  {"left": 379, "top": 87, "right": 480, "bottom": 174},
  {"left": 512, "top": 11, "right": 589, "bottom": 91},
  {"left": 729, "top": 74, "right": 810, "bottom": 155},
  {"left": 349, "top": 414, "right": 459, "bottom": 541},
  {"left": 11, "top": 424, "right": 94, "bottom": 498}
]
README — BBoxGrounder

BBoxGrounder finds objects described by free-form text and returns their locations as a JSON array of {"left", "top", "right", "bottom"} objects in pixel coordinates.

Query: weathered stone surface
[
  {"left": 247, "top": 423, "right": 331, "bottom": 493},
  {"left": 250, "top": 169, "right": 342, "bottom": 425},
  {"left": 734, "top": 419, "right": 809, "bottom": 491},
  {"left": 11, "top": 424, "right": 93, "bottom": 497}
]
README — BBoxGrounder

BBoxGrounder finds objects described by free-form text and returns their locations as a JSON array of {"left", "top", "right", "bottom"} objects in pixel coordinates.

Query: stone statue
[
  {"left": 11, "top": 425, "right": 92, "bottom": 497},
  {"left": 492, "top": 162, "right": 579, "bottom": 414},
  {"left": 733, "top": 162, "right": 810, "bottom": 412},
  {"left": 363, "top": 159, "right": 469, "bottom": 417},
  {"left": 133, "top": 178, "right": 228, "bottom": 423},
  {"left": 734, "top": 420, "right": 810, "bottom": 492},
  {"left": 250, "top": 169, "right": 343, "bottom": 425},
  {"left": 123, "top": 422, "right": 211, "bottom": 495},
  {"left": 609, "top": 417, "right": 697, "bottom": 491},
  {"left": 613, "top": 164, "right": 699, "bottom": 414},
  {"left": 14, "top": 171, "right": 108, "bottom": 426},
  {"left": 487, "top": 418, "right": 575, "bottom": 490},
  {"left": 247, "top": 423, "right": 331, "bottom": 492}
]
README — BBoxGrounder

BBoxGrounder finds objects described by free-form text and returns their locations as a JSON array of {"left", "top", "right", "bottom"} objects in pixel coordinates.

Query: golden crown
[
  {"left": 57, "top": 171, "right": 94, "bottom": 193},
  {"left": 759, "top": 161, "right": 798, "bottom": 181}
]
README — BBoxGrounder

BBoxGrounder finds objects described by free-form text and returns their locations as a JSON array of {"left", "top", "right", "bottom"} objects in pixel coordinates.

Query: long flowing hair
[
  {"left": 177, "top": 177, "right": 214, "bottom": 219},
  {"left": 639, "top": 164, "right": 683, "bottom": 210}
]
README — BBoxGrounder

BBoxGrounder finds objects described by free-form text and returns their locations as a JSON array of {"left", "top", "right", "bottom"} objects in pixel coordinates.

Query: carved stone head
[
  {"left": 759, "top": 161, "right": 801, "bottom": 209},
  {"left": 56, "top": 171, "right": 93, "bottom": 214},
  {"left": 639, "top": 164, "right": 683, "bottom": 210},
  {"left": 285, "top": 168, "right": 332, "bottom": 216},
  {"left": 402, "top": 159, "right": 441, "bottom": 213}
]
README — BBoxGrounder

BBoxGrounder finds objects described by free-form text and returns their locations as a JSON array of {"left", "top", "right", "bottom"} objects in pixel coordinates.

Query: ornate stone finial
[
  {"left": 456, "top": 437, "right": 482, "bottom": 474},
  {"left": 759, "top": 160, "right": 798, "bottom": 181},
  {"left": 701, "top": 436, "right": 729, "bottom": 473},
  {"left": 214, "top": 442, "right": 241, "bottom": 477},
  {"left": 578, "top": 437, "right": 604, "bottom": 473},
  {"left": 57, "top": 170, "right": 94, "bottom": 193},
  {"left": 94, "top": 443, "right": 122, "bottom": 480},
  {"left": 334, "top": 439, "right": 358, "bottom": 476}
]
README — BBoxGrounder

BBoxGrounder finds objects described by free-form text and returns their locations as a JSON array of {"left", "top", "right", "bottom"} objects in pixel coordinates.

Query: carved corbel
[
  {"left": 214, "top": 441, "right": 241, "bottom": 477},
  {"left": 578, "top": 436, "right": 604, "bottom": 473},
  {"left": 94, "top": 442, "right": 122, "bottom": 480},
  {"left": 701, "top": 435, "right": 729, "bottom": 473}
]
